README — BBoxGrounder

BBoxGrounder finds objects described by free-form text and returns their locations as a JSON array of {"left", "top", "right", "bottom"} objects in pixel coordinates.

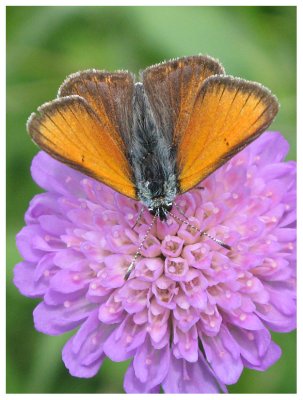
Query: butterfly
[{"left": 27, "top": 55, "right": 279, "bottom": 223}]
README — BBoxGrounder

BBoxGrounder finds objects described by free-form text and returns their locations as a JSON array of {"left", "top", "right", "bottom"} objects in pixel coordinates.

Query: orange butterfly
[{"left": 27, "top": 55, "right": 279, "bottom": 277}]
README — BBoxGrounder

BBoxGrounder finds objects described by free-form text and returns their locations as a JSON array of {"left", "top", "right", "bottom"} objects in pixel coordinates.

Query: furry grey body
[{"left": 129, "top": 83, "right": 178, "bottom": 220}]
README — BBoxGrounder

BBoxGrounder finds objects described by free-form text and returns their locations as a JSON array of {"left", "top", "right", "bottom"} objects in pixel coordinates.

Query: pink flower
[{"left": 14, "top": 131, "right": 296, "bottom": 393}]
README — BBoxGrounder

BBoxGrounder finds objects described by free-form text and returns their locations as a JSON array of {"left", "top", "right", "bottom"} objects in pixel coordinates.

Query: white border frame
[{"left": 2, "top": 1, "right": 300, "bottom": 399}]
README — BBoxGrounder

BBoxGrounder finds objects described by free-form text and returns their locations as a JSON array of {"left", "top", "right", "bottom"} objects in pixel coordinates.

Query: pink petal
[{"left": 162, "top": 352, "right": 225, "bottom": 393}]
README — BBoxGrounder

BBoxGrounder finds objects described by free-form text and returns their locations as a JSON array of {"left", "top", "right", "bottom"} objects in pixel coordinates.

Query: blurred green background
[{"left": 7, "top": 6, "right": 296, "bottom": 394}]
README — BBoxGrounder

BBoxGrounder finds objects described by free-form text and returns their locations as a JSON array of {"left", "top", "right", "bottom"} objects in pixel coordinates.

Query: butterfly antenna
[
  {"left": 170, "top": 205, "right": 231, "bottom": 251},
  {"left": 124, "top": 212, "right": 158, "bottom": 280}
]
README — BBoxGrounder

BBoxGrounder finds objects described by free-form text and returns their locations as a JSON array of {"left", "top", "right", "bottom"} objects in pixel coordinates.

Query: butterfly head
[
  {"left": 137, "top": 177, "right": 177, "bottom": 221},
  {"left": 148, "top": 203, "right": 172, "bottom": 221}
]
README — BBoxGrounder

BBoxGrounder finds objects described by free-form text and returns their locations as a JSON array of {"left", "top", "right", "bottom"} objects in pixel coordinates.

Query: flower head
[{"left": 14, "top": 132, "right": 296, "bottom": 393}]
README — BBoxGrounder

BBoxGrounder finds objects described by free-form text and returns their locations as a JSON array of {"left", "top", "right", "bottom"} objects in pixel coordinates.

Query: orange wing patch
[
  {"left": 178, "top": 76, "right": 279, "bottom": 193},
  {"left": 27, "top": 96, "right": 137, "bottom": 199}
]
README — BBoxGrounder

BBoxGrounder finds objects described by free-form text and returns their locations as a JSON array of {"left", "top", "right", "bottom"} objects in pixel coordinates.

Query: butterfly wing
[
  {"left": 58, "top": 70, "right": 135, "bottom": 148},
  {"left": 142, "top": 55, "right": 225, "bottom": 147},
  {"left": 27, "top": 94, "right": 137, "bottom": 199},
  {"left": 143, "top": 57, "right": 278, "bottom": 193},
  {"left": 177, "top": 76, "right": 279, "bottom": 192}
]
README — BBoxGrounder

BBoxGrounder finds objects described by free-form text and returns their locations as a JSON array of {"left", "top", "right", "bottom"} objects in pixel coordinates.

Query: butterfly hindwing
[
  {"left": 142, "top": 55, "right": 225, "bottom": 146},
  {"left": 27, "top": 95, "right": 137, "bottom": 199},
  {"left": 58, "top": 69, "right": 135, "bottom": 148},
  {"left": 177, "top": 75, "right": 279, "bottom": 193}
]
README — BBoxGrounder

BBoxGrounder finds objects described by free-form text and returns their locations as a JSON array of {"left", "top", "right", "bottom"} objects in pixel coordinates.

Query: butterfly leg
[
  {"left": 132, "top": 206, "right": 145, "bottom": 229},
  {"left": 173, "top": 201, "right": 188, "bottom": 218}
]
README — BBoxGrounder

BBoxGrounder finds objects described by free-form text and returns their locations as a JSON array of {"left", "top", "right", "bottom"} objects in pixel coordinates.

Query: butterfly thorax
[{"left": 130, "top": 83, "right": 177, "bottom": 220}]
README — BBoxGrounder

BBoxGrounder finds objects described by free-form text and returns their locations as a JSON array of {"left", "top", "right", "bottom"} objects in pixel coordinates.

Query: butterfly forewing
[
  {"left": 178, "top": 76, "right": 279, "bottom": 193},
  {"left": 27, "top": 95, "right": 137, "bottom": 199},
  {"left": 142, "top": 55, "right": 225, "bottom": 146}
]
